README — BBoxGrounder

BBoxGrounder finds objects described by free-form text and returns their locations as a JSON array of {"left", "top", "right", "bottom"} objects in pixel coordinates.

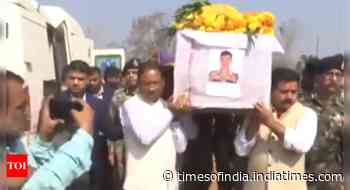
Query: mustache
[
  {"left": 329, "top": 82, "right": 338, "bottom": 88},
  {"left": 277, "top": 99, "right": 294, "bottom": 108},
  {"left": 282, "top": 99, "right": 293, "bottom": 104}
]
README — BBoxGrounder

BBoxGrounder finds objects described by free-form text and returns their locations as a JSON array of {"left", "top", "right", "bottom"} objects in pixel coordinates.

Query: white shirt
[
  {"left": 120, "top": 94, "right": 197, "bottom": 152},
  {"left": 70, "top": 93, "right": 87, "bottom": 102},
  {"left": 234, "top": 106, "right": 318, "bottom": 156},
  {"left": 121, "top": 95, "right": 173, "bottom": 145},
  {"left": 94, "top": 86, "right": 104, "bottom": 100},
  {"left": 120, "top": 95, "right": 196, "bottom": 190}
]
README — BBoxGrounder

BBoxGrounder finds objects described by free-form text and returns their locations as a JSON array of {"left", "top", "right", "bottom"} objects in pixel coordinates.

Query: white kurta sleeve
[
  {"left": 178, "top": 113, "right": 198, "bottom": 140},
  {"left": 171, "top": 113, "right": 199, "bottom": 153},
  {"left": 234, "top": 124, "right": 257, "bottom": 157},
  {"left": 170, "top": 121, "right": 187, "bottom": 153},
  {"left": 283, "top": 107, "right": 318, "bottom": 153},
  {"left": 121, "top": 97, "right": 173, "bottom": 145}
]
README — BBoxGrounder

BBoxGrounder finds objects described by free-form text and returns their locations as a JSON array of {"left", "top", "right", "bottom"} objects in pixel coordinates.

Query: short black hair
[
  {"left": 67, "top": 60, "right": 90, "bottom": 75},
  {"left": 6, "top": 71, "right": 24, "bottom": 84},
  {"left": 220, "top": 50, "right": 232, "bottom": 57},
  {"left": 272, "top": 68, "right": 300, "bottom": 89},
  {"left": 89, "top": 67, "right": 101, "bottom": 76},
  {"left": 104, "top": 66, "right": 121, "bottom": 81},
  {"left": 138, "top": 61, "right": 163, "bottom": 80}
]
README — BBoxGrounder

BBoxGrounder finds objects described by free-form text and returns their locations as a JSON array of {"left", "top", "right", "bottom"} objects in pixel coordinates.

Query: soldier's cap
[
  {"left": 314, "top": 54, "right": 345, "bottom": 74},
  {"left": 303, "top": 57, "right": 320, "bottom": 75},
  {"left": 123, "top": 58, "right": 141, "bottom": 74}
]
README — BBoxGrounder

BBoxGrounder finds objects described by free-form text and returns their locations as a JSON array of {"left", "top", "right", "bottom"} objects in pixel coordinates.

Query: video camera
[{"left": 49, "top": 94, "right": 83, "bottom": 120}]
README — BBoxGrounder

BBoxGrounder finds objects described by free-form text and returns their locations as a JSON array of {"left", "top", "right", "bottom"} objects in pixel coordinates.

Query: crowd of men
[{"left": 0, "top": 53, "right": 346, "bottom": 190}]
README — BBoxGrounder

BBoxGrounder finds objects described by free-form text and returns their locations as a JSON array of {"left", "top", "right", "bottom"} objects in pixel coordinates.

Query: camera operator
[
  {"left": 0, "top": 70, "right": 95, "bottom": 190},
  {"left": 23, "top": 97, "right": 94, "bottom": 190}
]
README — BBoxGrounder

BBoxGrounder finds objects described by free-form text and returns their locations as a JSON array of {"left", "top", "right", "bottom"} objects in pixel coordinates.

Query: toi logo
[{"left": 6, "top": 154, "right": 28, "bottom": 177}]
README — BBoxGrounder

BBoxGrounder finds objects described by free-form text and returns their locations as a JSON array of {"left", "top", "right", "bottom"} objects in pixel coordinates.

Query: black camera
[{"left": 49, "top": 95, "right": 83, "bottom": 120}]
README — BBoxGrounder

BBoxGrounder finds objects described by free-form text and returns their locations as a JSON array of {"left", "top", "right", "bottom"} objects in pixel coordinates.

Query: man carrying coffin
[
  {"left": 234, "top": 68, "right": 318, "bottom": 190},
  {"left": 120, "top": 62, "right": 195, "bottom": 190}
]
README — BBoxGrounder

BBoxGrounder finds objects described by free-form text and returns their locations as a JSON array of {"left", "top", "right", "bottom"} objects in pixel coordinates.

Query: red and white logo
[{"left": 6, "top": 154, "right": 28, "bottom": 177}]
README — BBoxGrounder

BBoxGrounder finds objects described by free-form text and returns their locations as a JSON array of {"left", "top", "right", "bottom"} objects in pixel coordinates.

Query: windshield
[{"left": 95, "top": 54, "right": 122, "bottom": 75}]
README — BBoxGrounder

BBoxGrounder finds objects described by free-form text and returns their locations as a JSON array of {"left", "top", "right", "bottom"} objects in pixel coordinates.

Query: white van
[
  {"left": 0, "top": 0, "right": 93, "bottom": 131},
  {"left": 93, "top": 48, "right": 126, "bottom": 74}
]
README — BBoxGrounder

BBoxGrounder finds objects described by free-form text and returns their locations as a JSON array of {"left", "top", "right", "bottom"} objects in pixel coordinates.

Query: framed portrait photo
[
  {"left": 174, "top": 30, "right": 284, "bottom": 109},
  {"left": 206, "top": 49, "right": 244, "bottom": 98}
]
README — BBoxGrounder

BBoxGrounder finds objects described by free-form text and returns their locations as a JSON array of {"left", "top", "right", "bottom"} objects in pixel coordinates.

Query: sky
[{"left": 38, "top": 0, "right": 349, "bottom": 58}]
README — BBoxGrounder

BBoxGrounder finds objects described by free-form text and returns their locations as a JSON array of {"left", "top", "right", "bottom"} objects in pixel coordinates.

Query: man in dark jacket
[
  {"left": 88, "top": 66, "right": 117, "bottom": 104},
  {"left": 63, "top": 60, "right": 122, "bottom": 190}
]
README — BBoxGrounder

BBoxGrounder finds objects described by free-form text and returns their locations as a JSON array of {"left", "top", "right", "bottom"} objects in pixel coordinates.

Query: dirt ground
[{"left": 209, "top": 156, "right": 218, "bottom": 190}]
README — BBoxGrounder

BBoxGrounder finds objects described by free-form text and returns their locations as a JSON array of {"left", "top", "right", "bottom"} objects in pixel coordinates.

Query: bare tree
[
  {"left": 273, "top": 19, "right": 303, "bottom": 69},
  {"left": 125, "top": 12, "right": 175, "bottom": 61}
]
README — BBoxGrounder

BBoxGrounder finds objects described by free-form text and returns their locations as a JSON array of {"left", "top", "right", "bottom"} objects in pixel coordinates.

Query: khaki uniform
[
  {"left": 109, "top": 88, "right": 135, "bottom": 188},
  {"left": 302, "top": 93, "right": 344, "bottom": 190}
]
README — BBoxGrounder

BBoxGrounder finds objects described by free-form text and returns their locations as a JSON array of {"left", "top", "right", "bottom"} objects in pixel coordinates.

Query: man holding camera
[{"left": 0, "top": 70, "right": 95, "bottom": 190}]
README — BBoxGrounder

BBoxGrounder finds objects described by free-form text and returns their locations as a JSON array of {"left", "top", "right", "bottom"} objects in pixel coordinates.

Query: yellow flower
[
  {"left": 186, "top": 13, "right": 194, "bottom": 20},
  {"left": 206, "top": 26, "right": 215, "bottom": 32},
  {"left": 248, "top": 21, "right": 261, "bottom": 32},
  {"left": 233, "top": 27, "right": 247, "bottom": 33},
  {"left": 246, "top": 16, "right": 258, "bottom": 25},
  {"left": 235, "top": 18, "right": 247, "bottom": 29},
  {"left": 199, "top": 26, "right": 206, "bottom": 31},
  {"left": 176, "top": 22, "right": 186, "bottom": 29},
  {"left": 174, "top": 2, "right": 275, "bottom": 35},
  {"left": 213, "top": 14, "right": 226, "bottom": 30},
  {"left": 256, "top": 14, "right": 266, "bottom": 23},
  {"left": 261, "top": 27, "right": 274, "bottom": 35},
  {"left": 225, "top": 19, "right": 235, "bottom": 30},
  {"left": 261, "top": 12, "right": 275, "bottom": 27},
  {"left": 193, "top": 15, "right": 204, "bottom": 27},
  {"left": 244, "top": 12, "right": 258, "bottom": 18}
]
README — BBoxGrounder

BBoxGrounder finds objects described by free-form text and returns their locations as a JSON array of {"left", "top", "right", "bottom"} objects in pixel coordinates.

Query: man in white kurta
[{"left": 119, "top": 63, "right": 195, "bottom": 190}]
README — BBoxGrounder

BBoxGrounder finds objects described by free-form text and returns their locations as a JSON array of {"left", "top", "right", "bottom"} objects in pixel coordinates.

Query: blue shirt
[
  {"left": 0, "top": 139, "right": 27, "bottom": 162},
  {"left": 0, "top": 129, "right": 93, "bottom": 190}
]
